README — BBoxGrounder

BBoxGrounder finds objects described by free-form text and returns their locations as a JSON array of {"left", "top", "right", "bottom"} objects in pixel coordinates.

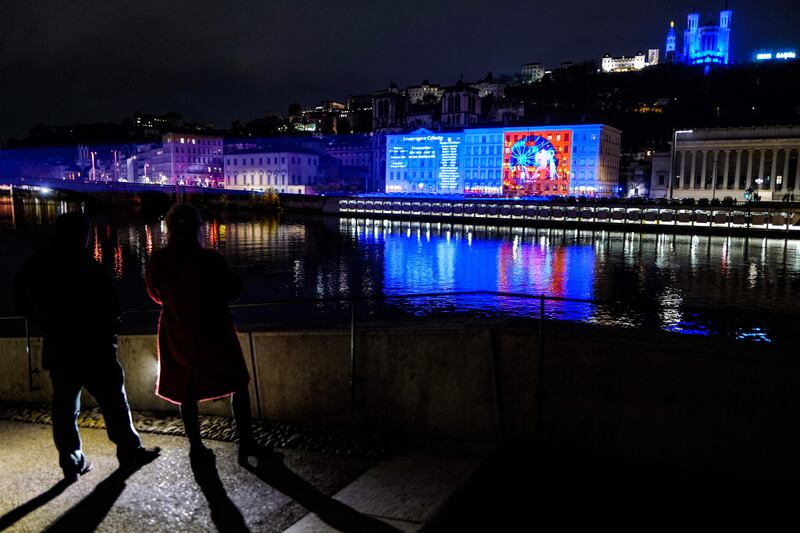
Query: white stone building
[
  {"left": 521, "top": 63, "right": 545, "bottom": 83},
  {"left": 601, "top": 49, "right": 660, "bottom": 73},
  {"left": 667, "top": 127, "right": 800, "bottom": 201},
  {"left": 224, "top": 150, "right": 320, "bottom": 194},
  {"left": 406, "top": 81, "right": 444, "bottom": 104}
]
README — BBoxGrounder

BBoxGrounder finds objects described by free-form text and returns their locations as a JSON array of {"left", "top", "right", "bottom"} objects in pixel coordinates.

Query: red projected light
[{"left": 503, "top": 130, "right": 572, "bottom": 196}]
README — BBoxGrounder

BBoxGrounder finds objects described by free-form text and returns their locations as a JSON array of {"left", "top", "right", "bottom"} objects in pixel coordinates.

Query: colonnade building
[{"left": 659, "top": 127, "right": 800, "bottom": 201}]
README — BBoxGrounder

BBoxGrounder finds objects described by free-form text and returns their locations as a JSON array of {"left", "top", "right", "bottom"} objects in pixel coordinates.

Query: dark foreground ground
[
  {"left": 425, "top": 442, "right": 799, "bottom": 531},
  {"left": 0, "top": 417, "right": 486, "bottom": 532},
  {"left": 0, "top": 409, "right": 795, "bottom": 532}
]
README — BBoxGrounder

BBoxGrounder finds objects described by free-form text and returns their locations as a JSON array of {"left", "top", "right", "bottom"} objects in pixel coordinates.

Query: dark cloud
[{"left": 1, "top": 0, "right": 798, "bottom": 141}]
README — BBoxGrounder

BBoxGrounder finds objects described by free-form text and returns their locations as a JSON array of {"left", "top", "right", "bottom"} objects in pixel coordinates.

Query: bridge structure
[{"left": 4, "top": 177, "right": 800, "bottom": 237}]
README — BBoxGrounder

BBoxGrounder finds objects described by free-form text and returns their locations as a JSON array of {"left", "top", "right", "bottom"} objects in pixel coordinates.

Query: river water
[{"left": 1, "top": 195, "right": 798, "bottom": 344}]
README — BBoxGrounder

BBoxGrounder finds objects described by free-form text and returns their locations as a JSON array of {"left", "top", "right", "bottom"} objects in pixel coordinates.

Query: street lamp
[
  {"left": 669, "top": 129, "right": 694, "bottom": 200},
  {"left": 90, "top": 151, "right": 97, "bottom": 182},
  {"left": 711, "top": 152, "right": 721, "bottom": 201}
]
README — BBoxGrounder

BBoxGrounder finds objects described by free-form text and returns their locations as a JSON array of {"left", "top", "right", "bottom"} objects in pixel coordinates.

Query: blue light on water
[
  {"left": 381, "top": 222, "right": 596, "bottom": 321},
  {"left": 665, "top": 324, "right": 712, "bottom": 336},
  {"left": 735, "top": 327, "right": 772, "bottom": 343}
]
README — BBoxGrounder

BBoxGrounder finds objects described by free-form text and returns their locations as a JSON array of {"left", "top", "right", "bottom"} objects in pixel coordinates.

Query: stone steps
[{"left": 285, "top": 448, "right": 490, "bottom": 532}]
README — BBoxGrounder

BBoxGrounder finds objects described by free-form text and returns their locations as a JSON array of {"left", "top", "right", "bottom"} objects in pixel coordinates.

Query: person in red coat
[{"left": 146, "top": 204, "right": 261, "bottom": 465}]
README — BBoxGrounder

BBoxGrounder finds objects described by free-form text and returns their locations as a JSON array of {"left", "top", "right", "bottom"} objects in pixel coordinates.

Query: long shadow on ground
[
  {"left": 190, "top": 451, "right": 250, "bottom": 533},
  {"left": 0, "top": 478, "right": 72, "bottom": 531},
  {"left": 43, "top": 460, "right": 155, "bottom": 533},
  {"left": 244, "top": 452, "right": 400, "bottom": 533}
]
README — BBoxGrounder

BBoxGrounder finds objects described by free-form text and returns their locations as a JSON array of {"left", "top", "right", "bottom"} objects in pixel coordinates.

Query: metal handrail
[
  {"left": 116, "top": 291, "right": 613, "bottom": 317},
  {"left": 3, "top": 289, "right": 789, "bottom": 440}
]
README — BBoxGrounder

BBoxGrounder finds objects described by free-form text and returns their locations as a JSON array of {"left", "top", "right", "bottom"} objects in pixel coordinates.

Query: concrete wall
[{"left": 1, "top": 324, "right": 798, "bottom": 478}]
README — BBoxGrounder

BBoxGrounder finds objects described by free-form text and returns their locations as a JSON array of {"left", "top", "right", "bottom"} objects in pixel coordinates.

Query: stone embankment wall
[{"left": 1, "top": 324, "right": 797, "bottom": 478}]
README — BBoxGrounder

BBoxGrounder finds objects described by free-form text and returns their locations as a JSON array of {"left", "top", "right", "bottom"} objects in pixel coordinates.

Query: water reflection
[
  {"left": 1, "top": 196, "right": 799, "bottom": 345},
  {"left": 344, "top": 218, "right": 799, "bottom": 343}
]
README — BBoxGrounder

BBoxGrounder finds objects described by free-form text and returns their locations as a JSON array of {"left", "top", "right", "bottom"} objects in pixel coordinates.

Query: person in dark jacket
[
  {"left": 146, "top": 204, "right": 272, "bottom": 466},
  {"left": 13, "top": 212, "right": 160, "bottom": 481}
]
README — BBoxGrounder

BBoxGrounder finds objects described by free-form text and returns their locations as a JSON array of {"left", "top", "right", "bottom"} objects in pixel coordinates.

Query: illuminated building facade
[
  {"left": 406, "top": 81, "right": 444, "bottom": 104},
  {"left": 667, "top": 8, "right": 732, "bottom": 65},
  {"left": 385, "top": 124, "right": 621, "bottom": 196},
  {"left": 667, "top": 126, "right": 800, "bottom": 201},
  {"left": 155, "top": 133, "right": 224, "bottom": 187},
  {"left": 471, "top": 73, "right": 505, "bottom": 99},
  {"left": 601, "top": 51, "right": 659, "bottom": 73},
  {"left": 521, "top": 63, "right": 545, "bottom": 83},
  {"left": 224, "top": 149, "right": 320, "bottom": 194}
]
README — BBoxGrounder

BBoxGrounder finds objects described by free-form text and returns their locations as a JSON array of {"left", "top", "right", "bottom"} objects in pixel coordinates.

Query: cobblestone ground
[{"left": 0, "top": 402, "right": 388, "bottom": 459}]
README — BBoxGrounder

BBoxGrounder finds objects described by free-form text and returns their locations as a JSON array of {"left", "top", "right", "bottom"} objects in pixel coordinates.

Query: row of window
[
  {"left": 226, "top": 174, "right": 316, "bottom": 186},
  {"left": 168, "top": 137, "right": 223, "bottom": 146},
  {"left": 388, "top": 167, "right": 596, "bottom": 180},
  {"left": 173, "top": 146, "right": 221, "bottom": 155},
  {"left": 173, "top": 157, "right": 219, "bottom": 164},
  {"left": 226, "top": 156, "right": 318, "bottom": 166}
]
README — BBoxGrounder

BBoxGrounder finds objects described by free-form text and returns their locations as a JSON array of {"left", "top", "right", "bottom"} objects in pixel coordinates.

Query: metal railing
[
  {"left": 3, "top": 291, "right": 608, "bottom": 435},
  {"left": 152, "top": 290, "right": 606, "bottom": 437},
  {"left": 7, "top": 290, "right": 789, "bottom": 438},
  {"left": 339, "top": 198, "right": 800, "bottom": 235}
]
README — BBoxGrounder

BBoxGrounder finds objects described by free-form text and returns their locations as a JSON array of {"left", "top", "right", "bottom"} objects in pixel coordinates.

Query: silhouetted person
[
  {"left": 13, "top": 212, "right": 160, "bottom": 481},
  {"left": 146, "top": 204, "right": 269, "bottom": 466}
]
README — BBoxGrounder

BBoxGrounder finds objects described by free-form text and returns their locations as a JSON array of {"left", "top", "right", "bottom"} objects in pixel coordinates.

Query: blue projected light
[
  {"left": 384, "top": 128, "right": 463, "bottom": 193},
  {"left": 510, "top": 139, "right": 535, "bottom": 168}
]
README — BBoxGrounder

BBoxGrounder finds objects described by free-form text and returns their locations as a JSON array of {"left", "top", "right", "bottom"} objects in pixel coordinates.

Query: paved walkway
[{"left": 0, "top": 421, "right": 487, "bottom": 532}]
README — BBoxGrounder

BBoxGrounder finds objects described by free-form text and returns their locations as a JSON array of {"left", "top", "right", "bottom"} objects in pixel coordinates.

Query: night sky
[{"left": 1, "top": 0, "right": 798, "bottom": 142}]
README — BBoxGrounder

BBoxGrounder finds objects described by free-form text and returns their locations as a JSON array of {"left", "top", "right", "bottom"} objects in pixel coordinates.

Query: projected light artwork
[
  {"left": 385, "top": 129, "right": 463, "bottom": 193},
  {"left": 384, "top": 124, "right": 614, "bottom": 197},
  {"left": 503, "top": 130, "right": 571, "bottom": 196}
]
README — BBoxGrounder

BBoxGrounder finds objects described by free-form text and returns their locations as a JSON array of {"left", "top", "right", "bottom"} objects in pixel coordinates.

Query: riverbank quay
[
  {"left": 0, "top": 417, "right": 485, "bottom": 532},
  {"left": 303, "top": 194, "right": 800, "bottom": 239},
  {"left": 1, "top": 318, "right": 798, "bottom": 483},
  {"left": 6, "top": 184, "right": 800, "bottom": 239}
]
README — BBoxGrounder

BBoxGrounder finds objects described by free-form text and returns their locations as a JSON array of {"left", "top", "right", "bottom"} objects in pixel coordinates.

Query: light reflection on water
[
  {"left": 344, "top": 218, "right": 799, "bottom": 343},
  {"left": 1, "top": 196, "right": 799, "bottom": 344}
]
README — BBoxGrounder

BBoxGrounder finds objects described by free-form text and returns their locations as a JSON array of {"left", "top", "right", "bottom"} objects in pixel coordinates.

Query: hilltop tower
[
  {"left": 718, "top": 8, "right": 732, "bottom": 64},
  {"left": 665, "top": 21, "right": 677, "bottom": 62}
]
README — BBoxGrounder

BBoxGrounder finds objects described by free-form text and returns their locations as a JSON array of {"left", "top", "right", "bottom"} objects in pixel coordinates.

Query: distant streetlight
[
  {"left": 711, "top": 153, "right": 720, "bottom": 201},
  {"left": 669, "top": 129, "right": 694, "bottom": 199},
  {"left": 90, "top": 151, "right": 97, "bottom": 182}
]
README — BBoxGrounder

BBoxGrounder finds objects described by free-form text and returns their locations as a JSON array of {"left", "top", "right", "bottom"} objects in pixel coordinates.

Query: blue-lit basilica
[{"left": 666, "top": 6, "right": 732, "bottom": 65}]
